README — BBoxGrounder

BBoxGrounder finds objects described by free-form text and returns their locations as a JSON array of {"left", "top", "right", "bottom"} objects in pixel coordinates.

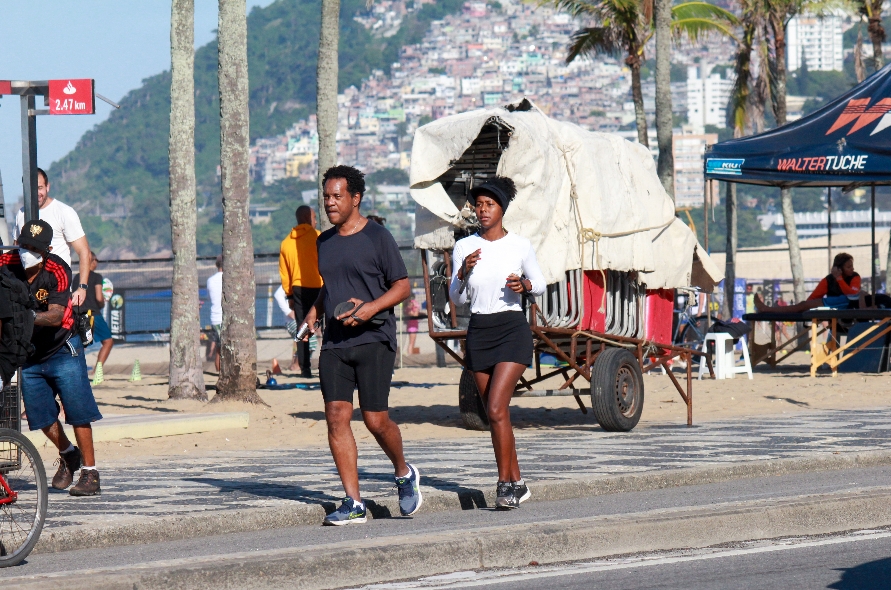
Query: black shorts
[
  {"left": 465, "top": 311, "right": 533, "bottom": 372},
  {"left": 319, "top": 341, "right": 395, "bottom": 411}
]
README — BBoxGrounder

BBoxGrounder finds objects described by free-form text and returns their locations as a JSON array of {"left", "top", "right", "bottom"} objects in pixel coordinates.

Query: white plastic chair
[{"left": 698, "top": 333, "right": 753, "bottom": 380}]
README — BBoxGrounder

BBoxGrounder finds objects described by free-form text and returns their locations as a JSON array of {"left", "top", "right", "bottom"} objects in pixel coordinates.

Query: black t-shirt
[
  {"left": 317, "top": 220, "right": 408, "bottom": 350},
  {"left": 0, "top": 252, "right": 73, "bottom": 363},
  {"left": 73, "top": 271, "right": 103, "bottom": 313}
]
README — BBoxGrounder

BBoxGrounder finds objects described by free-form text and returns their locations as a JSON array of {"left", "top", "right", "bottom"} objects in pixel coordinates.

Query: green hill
[{"left": 48, "top": 0, "right": 462, "bottom": 256}]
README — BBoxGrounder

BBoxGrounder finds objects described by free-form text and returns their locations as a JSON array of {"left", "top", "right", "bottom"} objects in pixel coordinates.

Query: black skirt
[{"left": 465, "top": 311, "right": 533, "bottom": 372}]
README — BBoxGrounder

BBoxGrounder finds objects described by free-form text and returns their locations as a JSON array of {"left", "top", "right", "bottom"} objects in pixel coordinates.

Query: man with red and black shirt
[{"left": 0, "top": 220, "right": 101, "bottom": 496}]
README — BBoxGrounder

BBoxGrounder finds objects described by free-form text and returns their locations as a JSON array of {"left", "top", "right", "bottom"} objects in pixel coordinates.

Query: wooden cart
[{"left": 421, "top": 250, "right": 706, "bottom": 431}]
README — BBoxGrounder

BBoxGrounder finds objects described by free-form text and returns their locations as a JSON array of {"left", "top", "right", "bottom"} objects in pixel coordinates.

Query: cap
[
  {"left": 469, "top": 179, "right": 515, "bottom": 212},
  {"left": 17, "top": 219, "right": 53, "bottom": 253}
]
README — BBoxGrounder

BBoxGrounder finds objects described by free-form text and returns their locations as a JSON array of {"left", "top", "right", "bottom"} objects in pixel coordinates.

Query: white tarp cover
[{"left": 410, "top": 102, "right": 723, "bottom": 291}]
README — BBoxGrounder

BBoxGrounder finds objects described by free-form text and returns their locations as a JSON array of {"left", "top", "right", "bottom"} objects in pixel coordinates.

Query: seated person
[{"left": 754, "top": 253, "right": 867, "bottom": 313}]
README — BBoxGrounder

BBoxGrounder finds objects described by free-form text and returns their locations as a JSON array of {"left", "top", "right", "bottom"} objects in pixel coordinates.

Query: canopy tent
[
  {"left": 704, "top": 63, "right": 891, "bottom": 292},
  {"left": 410, "top": 99, "right": 723, "bottom": 291}
]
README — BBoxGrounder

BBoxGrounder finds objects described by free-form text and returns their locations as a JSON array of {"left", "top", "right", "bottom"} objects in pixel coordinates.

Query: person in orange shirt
[
  {"left": 279, "top": 205, "right": 323, "bottom": 377},
  {"left": 754, "top": 253, "right": 863, "bottom": 313}
]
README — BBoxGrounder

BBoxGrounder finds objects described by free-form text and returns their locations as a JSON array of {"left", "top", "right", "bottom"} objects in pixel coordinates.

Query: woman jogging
[{"left": 449, "top": 176, "right": 546, "bottom": 510}]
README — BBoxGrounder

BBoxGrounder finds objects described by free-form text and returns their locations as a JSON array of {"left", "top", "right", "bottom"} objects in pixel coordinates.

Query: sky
[{"left": 0, "top": 0, "right": 275, "bottom": 208}]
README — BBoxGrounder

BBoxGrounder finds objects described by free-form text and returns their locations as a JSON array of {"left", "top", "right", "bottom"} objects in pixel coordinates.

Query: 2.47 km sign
[{"left": 48, "top": 79, "right": 95, "bottom": 115}]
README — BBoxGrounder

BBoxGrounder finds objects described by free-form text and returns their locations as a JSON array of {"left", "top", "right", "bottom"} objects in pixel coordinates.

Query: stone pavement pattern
[{"left": 43, "top": 408, "right": 891, "bottom": 530}]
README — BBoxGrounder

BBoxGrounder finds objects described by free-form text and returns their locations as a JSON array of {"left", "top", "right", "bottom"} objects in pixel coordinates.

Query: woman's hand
[
  {"left": 459, "top": 249, "right": 481, "bottom": 280},
  {"left": 831, "top": 266, "right": 843, "bottom": 279},
  {"left": 506, "top": 273, "right": 529, "bottom": 294}
]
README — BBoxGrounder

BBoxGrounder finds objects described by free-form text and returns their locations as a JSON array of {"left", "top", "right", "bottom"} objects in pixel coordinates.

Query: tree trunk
[
  {"left": 722, "top": 183, "right": 737, "bottom": 319},
  {"left": 216, "top": 0, "right": 263, "bottom": 404},
  {"left": 781, "top": 187, "right": 807, "bottom": 303},
  {"left": 771, "top": 18, "right": 787, "bottom": 127},
  {"left": 168, "top": 0, "right": 207, "bottom": 401},
  {"left": 855, "top": 25, "right": 867, "bottom": 83},
  {"left": 868, "top": 0, "right": 885, "bottom": 70},
  {"left": 772, "top": 20, "right": 806, "bottom": 304},
  {"left": 316, "top": 0, "right": 340, "bottom": 231},
  {"left": 629, "top": 58, "right": 649, "bottom": 147},
  {"left": 654, "top": 0, "right": 674, "bottom": 201}
]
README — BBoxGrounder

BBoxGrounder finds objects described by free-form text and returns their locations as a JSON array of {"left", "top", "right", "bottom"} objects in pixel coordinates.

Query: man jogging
[
  {"left": 300, "top": 165, "right": 421, "bottom": 525},
  {"left": 279, "top": 205, "right": 322, "bottom": 377},
  {"left": 1, "top": 220, "right": 102, "bottom": 496}
]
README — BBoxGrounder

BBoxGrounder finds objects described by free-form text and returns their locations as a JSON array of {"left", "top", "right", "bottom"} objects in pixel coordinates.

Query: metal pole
[
  {"left": 703, "top": 178, "right": 709, "bottom": 250},
  {"left": 0, "top": 169, "right": 8, "bottom": 246},
  {"left": 872, "top": 184, "right": 877, "bottom": 294},
  {"left": 20, "top": 94, "right": 38, "bottom": 223},
  {"left": 827, "top": 186, "right": 832, "bottom": 270}
]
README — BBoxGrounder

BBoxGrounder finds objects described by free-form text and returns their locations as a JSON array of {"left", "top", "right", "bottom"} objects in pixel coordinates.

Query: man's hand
[
  {"left": 299, "top": 307, "right": 319, "bottom": 341},
  {"left": 71, "top": 287, "right": 87, "bottom": 307},
  {"left": 337, "top": 297, "right": 377, "bottom": 327},
  {"left": 287, "top": 311, "right": 296, "bottom": 320}
]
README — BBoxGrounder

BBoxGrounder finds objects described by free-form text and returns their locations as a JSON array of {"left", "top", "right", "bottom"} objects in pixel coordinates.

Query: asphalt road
[
  {"left": 8, "top": 465, "right": 891, "bottom": 580},
  {"left": 389, "top": 531, "right": 891, "bottom": 590}
]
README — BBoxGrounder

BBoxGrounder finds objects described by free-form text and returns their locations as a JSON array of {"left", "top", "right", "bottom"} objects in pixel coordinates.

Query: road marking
[{"left": 351, "top": 529, "right": 891, "bottom": 589}]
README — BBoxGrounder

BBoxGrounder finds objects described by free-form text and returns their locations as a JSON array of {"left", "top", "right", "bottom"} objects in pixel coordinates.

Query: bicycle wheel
[{"left": 0, "top": 428, "right": 47, "bottom": 567}]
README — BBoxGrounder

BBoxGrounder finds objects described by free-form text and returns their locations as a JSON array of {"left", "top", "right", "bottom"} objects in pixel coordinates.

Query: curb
[
  {"left": 34, "top": 448, "right": 891, "bottom": 554},
  {"left": 13, "top": 487, "right": 891, "bottom": 589}
]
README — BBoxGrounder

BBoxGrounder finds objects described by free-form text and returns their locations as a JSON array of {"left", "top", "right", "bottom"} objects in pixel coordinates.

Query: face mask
[{"left": 19, "top": 249, "right": 43, "bottom": 269}]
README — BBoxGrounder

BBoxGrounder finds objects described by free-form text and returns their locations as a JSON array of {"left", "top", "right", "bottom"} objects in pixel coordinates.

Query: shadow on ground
[
  {"left": 828, "top": 557, "right": 891, "bottom": 589},
  {"left": 288, "top": 404, "right": 601, "bottom": 431}
]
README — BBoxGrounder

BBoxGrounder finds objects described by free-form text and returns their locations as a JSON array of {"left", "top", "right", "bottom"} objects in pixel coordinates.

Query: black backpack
[{"left": 0, "top": 268, "right": 36, "bottom": 383}]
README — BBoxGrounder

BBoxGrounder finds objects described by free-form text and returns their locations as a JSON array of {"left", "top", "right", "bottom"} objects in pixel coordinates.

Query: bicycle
[
  {"left": 0, "top": 377, "right": 47, "bottom": 567},
  {"left": 673, "top": 288, "right": 717, "bottom": 355}
]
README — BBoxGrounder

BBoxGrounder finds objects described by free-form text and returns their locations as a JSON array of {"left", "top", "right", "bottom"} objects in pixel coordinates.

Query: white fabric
[
  {"left": 207, "top": 271, "right": 223, "bottom": 325},
  {"left": 273, "top": 286, "right": 292, "bottom": 316},
  {"left": 449, "top": 232, "right": 546, "bottom": 314},
  {"left": 18, "top": 249, "right": 42, "bottom": 269},
  {"left": 14, "top": 199, "right": 86, "bottom": 266},
  {"left": 409, "top": 101, "right": 723, "bottom": 291}
]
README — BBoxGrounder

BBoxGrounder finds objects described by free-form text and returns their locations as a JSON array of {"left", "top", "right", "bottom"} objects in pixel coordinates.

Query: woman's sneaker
[
  {"left": 395, "top": 464, "right": 423, "bottom": 516},
  {"left": 513, "top": 481, "right": 531, "bottom": 504},
  {"left": 323, "top": 497, "right": 367, "bottom": 526},
  {"left": 495, "top": 481, "right": 519, "bottom": 510}
]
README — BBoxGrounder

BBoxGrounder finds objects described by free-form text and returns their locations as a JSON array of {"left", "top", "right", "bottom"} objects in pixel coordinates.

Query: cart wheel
[
  {"left": 591, "top": 348, "right": 644, "bottom": 432},
  {"left": 458, "top": 369, "right": 489, "bottom": 431}
]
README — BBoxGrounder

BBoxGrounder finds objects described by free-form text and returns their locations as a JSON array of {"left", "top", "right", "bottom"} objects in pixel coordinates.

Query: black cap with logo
[{"left": 18, "top": 220, "right": 53, "bottom": 253}]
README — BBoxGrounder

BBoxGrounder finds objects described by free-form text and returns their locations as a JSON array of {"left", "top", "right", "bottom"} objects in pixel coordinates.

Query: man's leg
[
  {"left": 325, "top": 401, "right": 361, "bottom": 501},
  {"left": 73, "top": 425, "right": 96, "bottom": 467},
  {"left": 97, "top": 339, "right": 114, "bottom": 365},
  {"left": 42, "top": 420, "right": 72, "bottom": 453},
  {"left": 362, "top": 410, "right": 408, "bottom": 477}
]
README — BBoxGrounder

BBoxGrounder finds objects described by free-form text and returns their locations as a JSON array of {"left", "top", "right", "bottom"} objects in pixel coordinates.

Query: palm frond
[
  {"left": 671, "top": 1, "right": 738, "bottom": 25},
  {"left": 671, "top": 18, "right": 741, "bottom": 43},
  {"left": 566, "top": 27, "right": 622, "bottom": 62}
]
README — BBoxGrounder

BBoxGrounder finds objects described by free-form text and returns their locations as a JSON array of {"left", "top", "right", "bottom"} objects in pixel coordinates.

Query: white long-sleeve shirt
[{"left": 449, "top": 232, "right": 547, "bottom": 314}]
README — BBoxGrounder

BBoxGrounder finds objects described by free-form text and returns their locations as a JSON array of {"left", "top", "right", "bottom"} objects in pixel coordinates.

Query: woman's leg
[
  {"left": 475, "top": 362, "right": 526, "bottom": 482},
  {"left": 754, "top": 293, "right": 822, "bottom": 314}
]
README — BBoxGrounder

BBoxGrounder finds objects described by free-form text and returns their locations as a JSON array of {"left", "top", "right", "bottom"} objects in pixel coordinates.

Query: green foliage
[
  {"left": 787, "top": 63, "right": 856, "bottom": 102},
  {"left": 687, "top": 204, "right": 774, "bottom": 252},
  {"left": 367, "top": 168, "right": 409, "bottom": 185},
  {"left": 590, "top": 109, "right": 607, "bottom": 117},
  {"left": 46, "top": 0, "right": 464, "bottom": 256}
]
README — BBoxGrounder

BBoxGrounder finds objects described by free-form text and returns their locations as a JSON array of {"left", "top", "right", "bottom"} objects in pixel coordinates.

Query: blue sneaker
[
  {"left": 323, "top": 497, "right": 367, "bottom": 526},
  {"left": 395, "top": 463, "right": 423, "bottom": 516}
]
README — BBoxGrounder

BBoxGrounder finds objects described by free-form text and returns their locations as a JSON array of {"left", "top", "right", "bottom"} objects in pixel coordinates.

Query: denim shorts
[{"left": 22, "top": 334, "right": 102, "bottom": 431}]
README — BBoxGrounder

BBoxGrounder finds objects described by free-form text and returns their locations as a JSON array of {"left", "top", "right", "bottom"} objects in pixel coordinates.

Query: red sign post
[{"left": 48, "top": 79, "right": 95, "bottom": 115}]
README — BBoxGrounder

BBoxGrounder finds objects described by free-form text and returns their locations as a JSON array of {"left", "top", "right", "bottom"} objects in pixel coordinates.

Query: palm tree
[
  {"left": 316, "top": 0, "right": 340, "bottom": 231},
  {"left": 553, "top": 0, "right": 737, "bottom": 150},
  {"left": 723, "top": 0, "right": 769, "bottom": 316},
  {"left": 168, "top": 0, "right": 207, "bottom": 401},
  {"left": 853, "top": 0, "right": 885, "bottom": 70},
  {"left": 654, "top": 0, "right": 673, "bottom": 199},
  {"left": 216, "top": 0, "right": 264, "bottom": 404}
]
